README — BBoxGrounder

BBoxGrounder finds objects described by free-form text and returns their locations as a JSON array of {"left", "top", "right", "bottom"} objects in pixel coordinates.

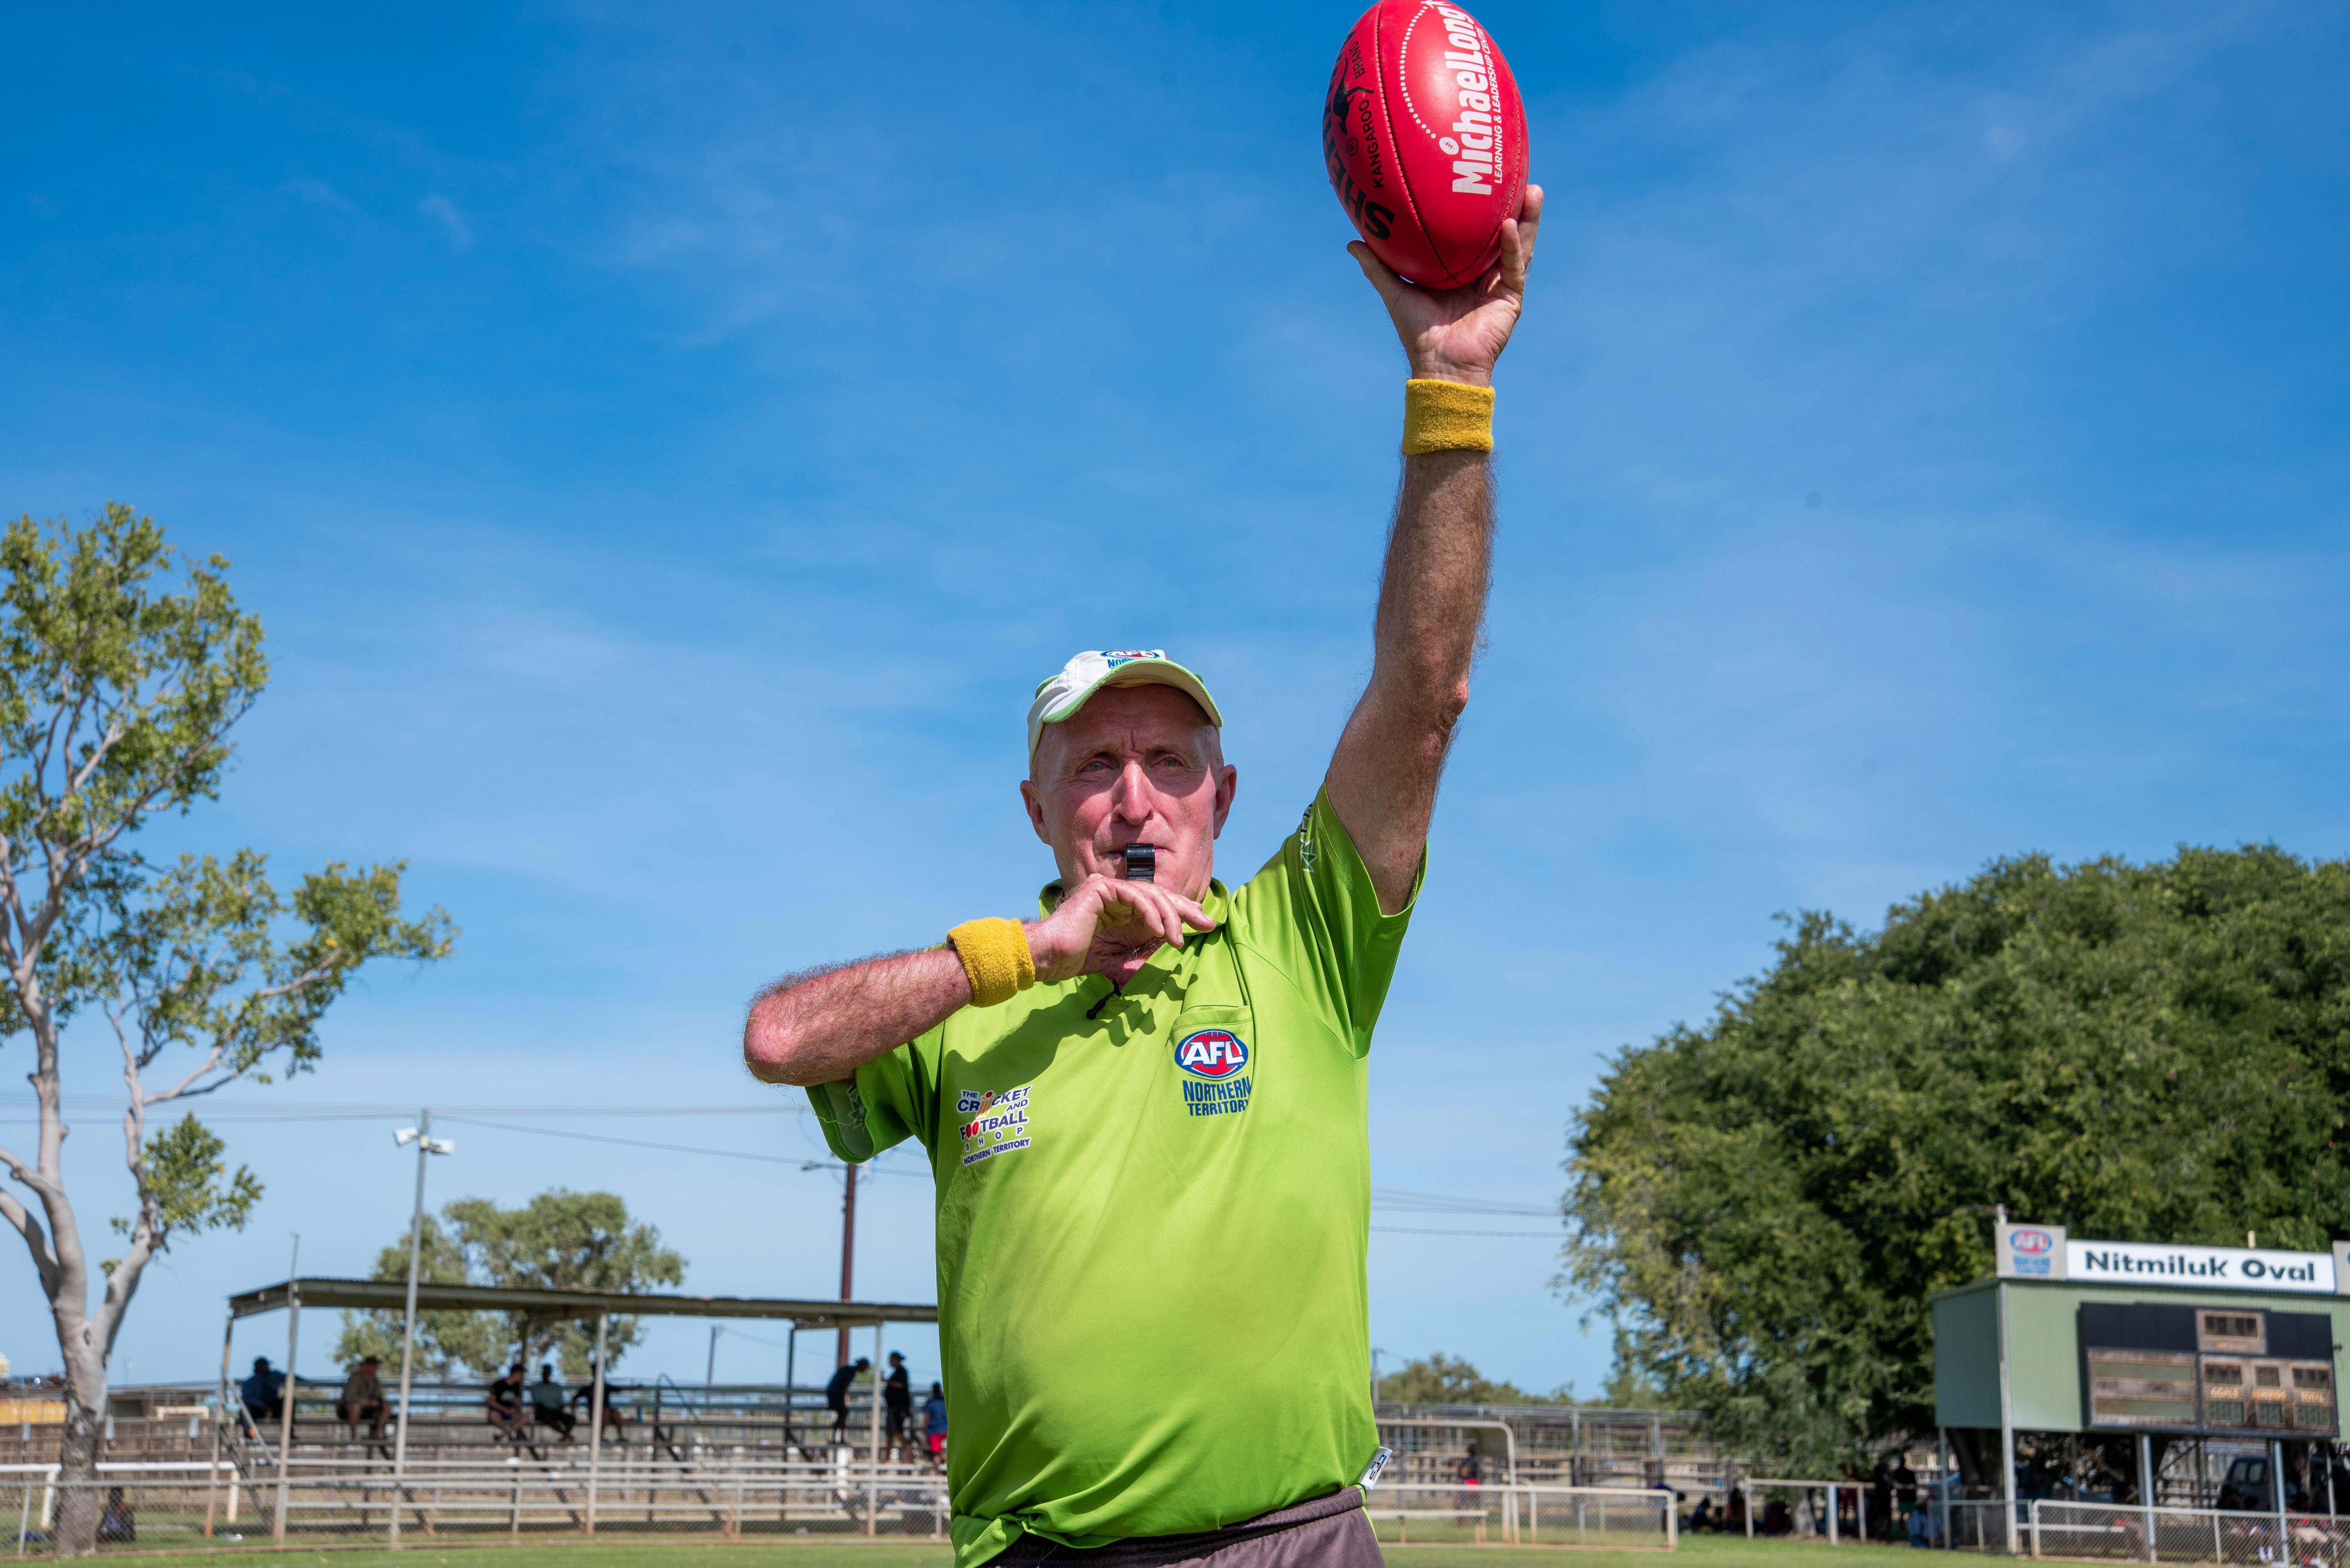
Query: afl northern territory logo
[{"left": 1175, "top": 1029, "right": 1249, "bottom": 1080}]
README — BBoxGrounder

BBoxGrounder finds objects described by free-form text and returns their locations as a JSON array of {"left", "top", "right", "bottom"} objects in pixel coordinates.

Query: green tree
[
  {"left": 1563, "top": 845, "right": 2350, "bottom": 1477},
  {"left": 336, "top": 1189, "right": 686, "bottom": 1380},
  {"left": 1379, "top": 1353, "right": 1569, "bottom": 1406},
  {"left": 0, "top": 507, "right": 453, "bottom": 1554}
]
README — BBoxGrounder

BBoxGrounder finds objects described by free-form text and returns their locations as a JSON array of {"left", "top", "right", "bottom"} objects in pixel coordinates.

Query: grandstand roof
[{"left": 227, "top": 1276, "right": 936, "bottom": 1328}]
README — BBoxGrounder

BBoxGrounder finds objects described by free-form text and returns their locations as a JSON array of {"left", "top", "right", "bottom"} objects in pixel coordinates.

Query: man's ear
[
  {"left": 1212, "top": 764, "right": 1238, "bottom": 838},
  {"left": 1019, "top": 778, "right": 1053, "bottom": 845}
]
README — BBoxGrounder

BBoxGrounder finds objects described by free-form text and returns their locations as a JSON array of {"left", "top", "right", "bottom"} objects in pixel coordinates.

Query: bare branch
[{"left": 145, "top": 1045, "right": 230, "bottom": 1106}]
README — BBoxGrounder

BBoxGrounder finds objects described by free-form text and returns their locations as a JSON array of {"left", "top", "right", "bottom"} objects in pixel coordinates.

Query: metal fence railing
[
  {"left": 0, "top": 1470, "right": 1672, "bottom": 1556},
  {"left": 1362, "top": 1483, "right": 1676, "bottom": 1549},
  {"left": 1919, "top": 1496, "right": 2350, "bottom": 1560}
]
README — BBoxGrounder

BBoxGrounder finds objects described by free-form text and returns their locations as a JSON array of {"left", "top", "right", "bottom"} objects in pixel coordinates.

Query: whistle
[{"left": 1121, "top": 844, "right": 1156, "bottom": 883}]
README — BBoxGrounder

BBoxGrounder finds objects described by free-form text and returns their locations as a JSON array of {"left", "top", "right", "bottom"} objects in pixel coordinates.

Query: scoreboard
[{"left": 2082, "top": 1302, "right": 2338, "bottom": 1436}]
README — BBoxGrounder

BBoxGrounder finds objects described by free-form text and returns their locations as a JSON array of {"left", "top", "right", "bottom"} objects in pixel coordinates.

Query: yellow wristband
[
  {"left": 1401, "top": 378, "right": 1496, "bottom": 455},
  {"left": 947, "top": 918, "right": 1036, "bottom": 1007}
]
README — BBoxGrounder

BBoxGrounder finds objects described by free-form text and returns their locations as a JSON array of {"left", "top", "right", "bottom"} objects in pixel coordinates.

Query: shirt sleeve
[
  {"left": 804, "top": 1026, "right": 942, "bottom": 1162},
  {"left": 1230, "top": 784, "right": 1421, "bottom": 1056}
]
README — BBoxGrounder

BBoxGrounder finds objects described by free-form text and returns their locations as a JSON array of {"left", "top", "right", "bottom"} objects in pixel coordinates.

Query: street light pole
[{"left": 389, "top": 1110, "right": 452, "bottom": 1549}]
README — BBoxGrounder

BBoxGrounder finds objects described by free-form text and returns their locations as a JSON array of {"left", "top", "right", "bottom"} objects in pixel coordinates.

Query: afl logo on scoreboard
[
  {"left": 1175, "top": 1029, "right": 1249, "bottom": 1079},
  {"left": 1998, "top": 1221, "right": 2068, "bottom": 1279}
]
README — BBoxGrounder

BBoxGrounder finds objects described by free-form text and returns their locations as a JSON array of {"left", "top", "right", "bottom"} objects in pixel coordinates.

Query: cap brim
[{"left": 1040, "top": 658, "right": 1223, "bottom": 733}]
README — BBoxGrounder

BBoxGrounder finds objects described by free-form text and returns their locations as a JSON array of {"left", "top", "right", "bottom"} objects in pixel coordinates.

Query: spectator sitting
[
  {"left": 97, "top": 1486, "right": 135, "bottom": 1544},
  {"left": 337, "top": 1354, "right": 388, "bottom": 1440},
  {"left": 486, "top": 1365, "right": 528, "bottom": 1440},
  {"left": 529, "top": 1364, "right": 576, "bottom": 1441},
  {"left": 239, "top": 1357, "right": 285, "bottom": 1431},
  {"left": 572, "top": 1362, "right": 631, "bottom": 1436},
  {"left": 923, "top": 1382, "right": 948, "bottom": 1472},
  {"left": 1689, "top": 1496, "right": 1715, "bottom": 1533}
]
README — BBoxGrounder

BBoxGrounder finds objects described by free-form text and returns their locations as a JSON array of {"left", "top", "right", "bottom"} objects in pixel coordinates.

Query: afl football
[{"left": 1323, "top": 0, "right": 1529, "bottom": 290}]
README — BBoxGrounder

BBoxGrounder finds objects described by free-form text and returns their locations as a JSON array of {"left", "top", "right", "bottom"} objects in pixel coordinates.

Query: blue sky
[{"left": 2, "top": 0, "right": 2346, "bottom": 1401}]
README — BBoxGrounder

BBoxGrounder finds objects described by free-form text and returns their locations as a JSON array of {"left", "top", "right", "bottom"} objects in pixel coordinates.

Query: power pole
[{"left": 836, "top": 1163, "right": 858, "bottom": 1366}]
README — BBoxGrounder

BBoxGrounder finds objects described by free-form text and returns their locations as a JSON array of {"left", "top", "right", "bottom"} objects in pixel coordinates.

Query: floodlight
[
  {"left": 427, "top": 1138, "right": 455, "bottom": 1155},
  {"left": 394, "top": 1127, "right": 419, "bottom": 1146}
]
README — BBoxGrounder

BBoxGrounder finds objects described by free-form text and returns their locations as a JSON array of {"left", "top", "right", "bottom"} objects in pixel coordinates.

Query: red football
[{"left": 1323, "top": 0, "right": 1529, "bottom": 290}]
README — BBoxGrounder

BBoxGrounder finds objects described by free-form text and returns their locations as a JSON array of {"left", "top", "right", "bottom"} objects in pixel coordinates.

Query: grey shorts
[{"left": 993, "top": 1486, "right": 1382, "bottom": 1568}]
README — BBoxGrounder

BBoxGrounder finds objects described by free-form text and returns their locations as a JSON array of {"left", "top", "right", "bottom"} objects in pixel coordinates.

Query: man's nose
[{"left": 1110, "top": 759, "right": 1154, "bottom": 822}]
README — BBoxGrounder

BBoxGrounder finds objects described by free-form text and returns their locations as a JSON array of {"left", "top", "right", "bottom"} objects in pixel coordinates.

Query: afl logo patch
[{"left": 1175, "top": 1029, "right": 1249, "bottom": 1079}]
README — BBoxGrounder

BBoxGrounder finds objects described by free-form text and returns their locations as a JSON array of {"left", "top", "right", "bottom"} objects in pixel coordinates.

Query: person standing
[
  {"left": 924, "top": 1382, "right": 949, "bottom": 1473},
  {"left": 744, "top": 186, "right": 1543, "bottom": 1568},
  {"left": 825, "top": 1357, "right": 870, "bottom": 1447},
  {"left": 883, "top": 1352, "right": 914, "bottom": 1464}
]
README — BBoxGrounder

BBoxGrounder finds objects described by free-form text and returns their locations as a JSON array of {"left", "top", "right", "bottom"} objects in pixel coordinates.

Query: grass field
[{"left": 79, "top": 1528, "right": 1901, "bottom": 1568}]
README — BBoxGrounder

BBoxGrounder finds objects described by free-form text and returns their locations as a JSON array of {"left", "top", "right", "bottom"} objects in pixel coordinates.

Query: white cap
[{"left": 1026, "top": 650, "right": 1224, "bottom": 759}]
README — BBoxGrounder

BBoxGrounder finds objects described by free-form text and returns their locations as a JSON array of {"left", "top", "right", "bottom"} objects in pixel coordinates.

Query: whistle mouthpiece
[{"left": 1121, "top": 844, "right": 1157, "bottom": 883}]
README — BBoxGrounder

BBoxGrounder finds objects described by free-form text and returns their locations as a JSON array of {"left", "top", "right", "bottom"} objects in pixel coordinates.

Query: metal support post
[
  {"left": 2138, "top": 1432, "right": 2155, "bottom": 1561},
  {"left": 587, "top": 1311, "right": 609, "bottom": 1534},
  {"left": 273, "top": 1284, "right": 301, "bottom": 1545},
  {"left": 1938, "top": 1429, "right": 1950, "bottom": 1551},
  {"left": 1858, "top": 1485, "right": 1867, "bottom": 1544},
  {"left": 1998, "top": 1279, "right": 2019, "bottom": 1556},
  {"left": 2272, "top": 1437, "right": 2287, "bottom": 1539},
  {"left": 389, "top": 1107, "right": 435, "bottom": 1549},
  {"left": 868, "top": 1320, "right": 884, "bottom": 1534},
  {"left": 1829, "top": 1483, "right": 1839, "bottom": 1545},
  {"left": 785, "top": 1326, "right": 799, "bottom": 1451},
  {"left": 1744, "top": 1483, "right": 1754, "bottom": 1539},
  {"left": 204, "top": 1310, "right": 233, "bottom": 1537}
]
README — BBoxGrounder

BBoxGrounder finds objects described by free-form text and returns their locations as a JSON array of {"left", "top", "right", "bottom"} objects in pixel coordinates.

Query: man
[
  {"left": 883, "top": 1351, "right": 914, "bottom": 1464},
  {"left": 825, "top": 1357, "right": 870, "bottom": 1445},
  {"left": 238, "top": 1356, "right": 284, "bottom": 1433},
  {"left": 486, "top": 1364, "right": 527, "bottom": 1440},
  {"left": 745, "top": 188, "right": 1543, "bottom": 1568},
  {"left": 572, "top": 1359, "right": 631, "bottom": 1436},
  {"left": 530, "top": 1363, "right": 576, "bottom": 1441},
  {"left": 336, "top": 1354, "right": 387, "bottom": 1440}
]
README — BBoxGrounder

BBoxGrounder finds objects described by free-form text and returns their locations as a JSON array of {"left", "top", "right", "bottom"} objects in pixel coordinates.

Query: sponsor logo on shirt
[
  {"left": 1175, "top": 1029, "right": 1252, "bottom": 1118},
  {"left": 956, "top": 1085, "right": 1033, "bottom": 1167},
  {"left": 1296, "top": 804, "right": 1318, "bottom": 873}
]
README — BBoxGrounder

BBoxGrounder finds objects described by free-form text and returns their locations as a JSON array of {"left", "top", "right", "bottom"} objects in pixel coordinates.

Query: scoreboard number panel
[{"left": 2081, "top": 1303, "right": 2338, "bottom": 1436}]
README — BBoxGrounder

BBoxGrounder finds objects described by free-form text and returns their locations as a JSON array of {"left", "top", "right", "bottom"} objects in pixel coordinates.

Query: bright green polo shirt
[{"left": 807, "top": 788, "right": 1418, "bottom": 1568}]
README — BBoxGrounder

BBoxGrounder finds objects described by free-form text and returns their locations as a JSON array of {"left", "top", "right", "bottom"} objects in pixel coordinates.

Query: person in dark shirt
[
  {"left": 486, "top": 1365, "right": 528, "bottom": 1439},
  {"left": 824, "top": 1357, "right": 869, "bottom": 1444},
  {"left": 882, "top": 1352, "right": 913, "bottom": 1463},
  {"left": 239, "top": 1357, "right": 285, "bottom": 1431}
]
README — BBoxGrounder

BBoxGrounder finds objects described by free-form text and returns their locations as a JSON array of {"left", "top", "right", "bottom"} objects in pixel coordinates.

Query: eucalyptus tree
[
  {"left": 0, "top": 506, "right": 453, "bottom": 1554},
  {"left": 336, "top": 1189, "right": 686, "bottom": 1379}
]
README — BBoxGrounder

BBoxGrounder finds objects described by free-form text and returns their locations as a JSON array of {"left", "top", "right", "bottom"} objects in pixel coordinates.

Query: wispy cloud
[
  {"left": 283, "top": 177, "right": 357, "bottom": 214},
  {"left": 418, "top": 192, "right": 473, "bottom": 251}
]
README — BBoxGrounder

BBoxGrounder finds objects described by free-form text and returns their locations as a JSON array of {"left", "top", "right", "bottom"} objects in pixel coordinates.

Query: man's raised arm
[{"left": 1326, "top": 187, "right": 1543, "bottom": 914}]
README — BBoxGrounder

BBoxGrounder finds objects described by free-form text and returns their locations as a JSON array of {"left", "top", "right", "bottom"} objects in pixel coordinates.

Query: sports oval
[{"left": 1174, "top": 1029, "right": 1250, "bottom": 1080}]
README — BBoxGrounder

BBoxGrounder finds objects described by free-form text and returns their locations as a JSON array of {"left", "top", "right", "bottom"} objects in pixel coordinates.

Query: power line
[
  {"left": 1371, "top": 1187, "right": 1556, "bottom": 1217},
  {"left": 1371, "top": 1225, "right": 1562, "bottom": 1238},
  {"left": 435, "top": 1116, "right": 928, "bottom": 1175},
  {"left": 0, "top": 1098, "right": 807, "bottom": 1119}
]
